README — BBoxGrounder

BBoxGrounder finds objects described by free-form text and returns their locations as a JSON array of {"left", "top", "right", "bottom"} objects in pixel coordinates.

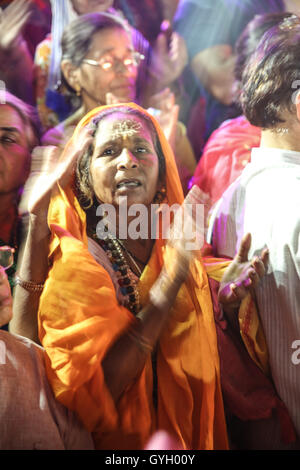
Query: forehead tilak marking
[{"left": 110, "top": 119, "right": 142, "bottom": 139}]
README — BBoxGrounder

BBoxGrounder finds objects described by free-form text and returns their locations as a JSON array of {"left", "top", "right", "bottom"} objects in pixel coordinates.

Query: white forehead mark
[{"left": 111, "top": 119, "right": 142, "bottom": 139}]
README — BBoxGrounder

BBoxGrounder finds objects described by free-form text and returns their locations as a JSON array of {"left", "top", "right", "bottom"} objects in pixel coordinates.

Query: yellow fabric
[
  {"left": 238, "top": 295, "right": 270, "bottom": 375},
  {"left": 38, "top": 102, "right": 229, "bottom": 450},
  {"left": 203, "top": 257, "right": 230, "bottom": 282},
  {"left": 203, "top": 256, "right": 269, "bottom": 375}
]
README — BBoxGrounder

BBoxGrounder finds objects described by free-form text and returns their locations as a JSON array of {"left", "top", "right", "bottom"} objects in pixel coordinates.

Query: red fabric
[
  {"left": 209, "top": 278, "right": 297, "bottom": 445},
  {"left": 193, "top": 116, "right": 261, "bottom": 204}
]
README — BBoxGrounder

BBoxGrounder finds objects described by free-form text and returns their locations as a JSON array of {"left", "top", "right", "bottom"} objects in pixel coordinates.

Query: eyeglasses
[{"left": 82, "top": 51, "right": 145, "bottom": 72}]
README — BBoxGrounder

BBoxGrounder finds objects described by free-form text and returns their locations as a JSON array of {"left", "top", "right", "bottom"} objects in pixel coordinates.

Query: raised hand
[
  {"left": 147, "top": 88, "right": 179, "bottom": 150},
  {"left": 218, "top": 233, "right": 269, "bottom": 312},
  {"left": 19, "top": 128, "right": 93, "bottom": 241},
  {"left": 32, "top": 130, "right": 92, "bottom": 211},
  {"left": 164, "top": 185, "right": 205, "bottom": 279},
  {"left": 150, "top": 20, "right": 188, "bottom": 89},
  {"left": 0, "top": 0, "right": 33, "bottom": 51}
]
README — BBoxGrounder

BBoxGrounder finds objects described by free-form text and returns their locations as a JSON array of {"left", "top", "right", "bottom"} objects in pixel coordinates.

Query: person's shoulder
[
  {"left": 0, "top": 330, "right": 43, "bottom": 359},
  {"left": 205, "top": 116, "right": 261, "bottom": 151}
]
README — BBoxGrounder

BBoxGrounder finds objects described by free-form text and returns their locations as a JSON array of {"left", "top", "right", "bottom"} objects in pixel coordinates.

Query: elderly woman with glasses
[
  {"left": 41, "top": 12, "right": 196, "bottom": 193},
  {"left": 35, "top": 0, "right": 188, "bottom": 132}
]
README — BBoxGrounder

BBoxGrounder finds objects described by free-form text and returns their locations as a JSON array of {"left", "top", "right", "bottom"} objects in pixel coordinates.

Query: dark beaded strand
[{"left": 92, "top": 234, "right": 140, "bottom": 314}]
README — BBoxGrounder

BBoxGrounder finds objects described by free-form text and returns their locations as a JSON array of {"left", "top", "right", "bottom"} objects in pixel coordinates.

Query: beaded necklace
[
  {"left": 115, "top": 238, "right": 146, "bottom": 275},
  {"left": 91, "top": 233, "right": 141, "bottom": 315}
]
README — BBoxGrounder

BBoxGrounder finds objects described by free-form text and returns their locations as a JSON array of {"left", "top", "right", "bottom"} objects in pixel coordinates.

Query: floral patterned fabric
[{"left": 34, "top": 34, "right": 61, "bottom": 132}]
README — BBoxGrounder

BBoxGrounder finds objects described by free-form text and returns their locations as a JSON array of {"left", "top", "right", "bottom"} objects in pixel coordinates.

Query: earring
[
  {"left": 153, "top": 186, "right": 167, "bottom": 204},
  {"left": 75, "top": 85, "right": 81, "bottom": 97}
]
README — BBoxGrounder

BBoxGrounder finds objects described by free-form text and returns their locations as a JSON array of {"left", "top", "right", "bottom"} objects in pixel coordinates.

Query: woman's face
[
  {"left": 76, "top": 28, "right": 138, "bottom": 109},
  {"left": 0, "top": 105, "right": 31, "bottom": 196},
  {"left": 71, "top": 0, "right": 113, "bottom": 15},
  {"left": 89, "top": 112, "right": 160, "bottom": 209}
]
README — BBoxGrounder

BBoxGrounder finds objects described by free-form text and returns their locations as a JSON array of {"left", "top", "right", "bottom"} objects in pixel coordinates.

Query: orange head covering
[{"left": 38, "top": 103, "right": 228, "bottom": 450}]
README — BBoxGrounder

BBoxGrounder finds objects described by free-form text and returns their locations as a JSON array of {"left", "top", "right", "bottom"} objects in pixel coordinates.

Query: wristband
[
  {"left": 15, "top": 274, "right": 44, "bottom": 292},
  {"left": 149, "top": 270, "right": 172, "bottom": 311}
]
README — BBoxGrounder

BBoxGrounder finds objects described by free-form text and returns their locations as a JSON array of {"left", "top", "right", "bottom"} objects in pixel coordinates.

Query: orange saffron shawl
[{"left": 38, "top": 103, "right": 229, "bottom": 450}]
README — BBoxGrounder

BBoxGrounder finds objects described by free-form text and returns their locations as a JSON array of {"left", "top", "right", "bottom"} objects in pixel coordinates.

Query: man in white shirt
[{"left": 209, "top": 15, "right": 300, "bottom": 446}]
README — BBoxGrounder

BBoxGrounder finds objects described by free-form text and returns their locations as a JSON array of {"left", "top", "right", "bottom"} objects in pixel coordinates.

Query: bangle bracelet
[
  {"left": 148, "top": 270, "right": 171, "bottom": 311},
  {"left": 149, "top": 286, "right": 169, "bottom": 311},
  {"left": 127, "top": 327, "right": 153, "bottom": 354},
  {"left": 14, "top": 274, "right": 44, "bottom": 292}
]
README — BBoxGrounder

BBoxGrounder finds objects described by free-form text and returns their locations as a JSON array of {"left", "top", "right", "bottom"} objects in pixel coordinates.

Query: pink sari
[{"left": 193, "top": 116, "right": 261, "bottom": 205}]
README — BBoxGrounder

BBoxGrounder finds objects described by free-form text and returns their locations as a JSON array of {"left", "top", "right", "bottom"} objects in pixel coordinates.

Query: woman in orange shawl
[{"left": 19, "top": 102, "right": 267, "bottom": 450}]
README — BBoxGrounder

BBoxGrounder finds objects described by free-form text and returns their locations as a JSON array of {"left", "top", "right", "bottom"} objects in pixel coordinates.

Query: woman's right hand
[
  {"left": 168, "top": 184, "right": 205, "bottom": 274},
  {"left": 149, "top": 186, "right": 204, "bottom": 309}
]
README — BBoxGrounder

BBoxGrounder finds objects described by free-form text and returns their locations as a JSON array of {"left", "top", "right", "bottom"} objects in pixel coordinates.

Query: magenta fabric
[{"left": 193, "top": 116, "right": 261, "bottom": 205}]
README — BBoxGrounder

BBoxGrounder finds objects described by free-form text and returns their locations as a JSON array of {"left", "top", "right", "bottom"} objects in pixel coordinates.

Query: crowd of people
[{"left": 0, "top": 0, "right": 299, "bottom": 451}]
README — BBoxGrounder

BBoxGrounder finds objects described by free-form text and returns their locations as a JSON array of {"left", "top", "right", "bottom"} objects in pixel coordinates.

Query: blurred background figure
[
  {"left": 173, "top": 0, "right": 300, "bottom": 159},
  {"left": 0, "top": 0, "right": 36, "bottom": 105},
  {"left": 34, "top": 0, "right": 187, "bottom": 132},
  {"left": 40, "top": 12, "right": 196, "bottom": 192},
  {"left": 191, "top": 12, "right": 295, "bottom": 213}
]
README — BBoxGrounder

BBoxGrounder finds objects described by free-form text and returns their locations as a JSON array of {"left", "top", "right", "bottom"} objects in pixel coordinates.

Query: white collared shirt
[{"left": 209, "top": 146, "right": 300, "bottom": 437}]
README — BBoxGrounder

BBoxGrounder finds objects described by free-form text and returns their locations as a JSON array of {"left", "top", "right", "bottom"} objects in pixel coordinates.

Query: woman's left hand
[{"left": 218, "top": 233, "right": 269, "bottom": 312}]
